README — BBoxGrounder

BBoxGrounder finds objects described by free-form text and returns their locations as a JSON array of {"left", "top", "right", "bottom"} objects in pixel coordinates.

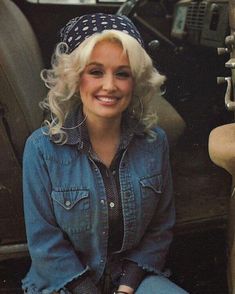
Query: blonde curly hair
[{"left": 40, "top": 30, "right": 166, "bottom": 144}]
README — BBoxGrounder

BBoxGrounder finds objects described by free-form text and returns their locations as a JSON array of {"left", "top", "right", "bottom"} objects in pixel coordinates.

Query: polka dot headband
[{"left": 59, "top": 13, "right": 144, "bottom": 53}]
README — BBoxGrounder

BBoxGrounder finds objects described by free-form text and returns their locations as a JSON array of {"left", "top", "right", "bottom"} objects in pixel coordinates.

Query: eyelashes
[
  {"left": 116, "top": 71, "right": 131, "bottom": 78},
  {"left": 87, "top": 68, "right": 132, "bottom": 79},
  {"left": 89, "top": 69, "right": 103, "bottom": 77}
]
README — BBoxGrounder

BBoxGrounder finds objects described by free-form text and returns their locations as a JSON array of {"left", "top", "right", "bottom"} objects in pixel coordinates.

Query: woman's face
[{"left": 79, "top": 40, "right": 134, "bottom": 122}]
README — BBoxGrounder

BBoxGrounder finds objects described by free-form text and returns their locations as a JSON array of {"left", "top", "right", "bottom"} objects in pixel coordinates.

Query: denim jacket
[{"left": 22, "top": 119, "right": 175, "bottom": 294}]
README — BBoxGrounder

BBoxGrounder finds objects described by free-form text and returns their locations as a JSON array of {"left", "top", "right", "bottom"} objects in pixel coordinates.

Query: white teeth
[{"left": 97, "top": 97, "right": 116, "bottom": 102}]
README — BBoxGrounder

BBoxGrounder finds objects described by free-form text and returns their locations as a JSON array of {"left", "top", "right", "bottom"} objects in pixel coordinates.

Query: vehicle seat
[
  {"left": 0, "top": 0, "right": 46, "bottom": 160},
  {"left": 209, "top": 124, "right": 235, "bottom": 293},
  {"left": 209, "top": 124, "right": 235, "bottom": 175},
  {"left": 0, "top": 0, "right": 45, "bottom": 248},
  {"left": 155, "top": 95, "right": 186, "bottom": 147}
]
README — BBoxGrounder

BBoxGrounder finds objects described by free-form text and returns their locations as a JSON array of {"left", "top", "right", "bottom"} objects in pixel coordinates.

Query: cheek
[
  {"left": 79, "top": 77, "right": 96, "bottom": 96},
  {"left": 79, "top": 76, "right": 88, "bottom": 91},
  {"left": 123, "top": 80, "right": 134, "bottom": 97}
]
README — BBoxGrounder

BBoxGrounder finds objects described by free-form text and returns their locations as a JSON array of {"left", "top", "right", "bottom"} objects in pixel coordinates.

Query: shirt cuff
[
  {"left": 119, "top": 260, "right": 147, "bottom": 291},
  {"left": 66, "top": 272, "right": 100, "bottom": 294}
]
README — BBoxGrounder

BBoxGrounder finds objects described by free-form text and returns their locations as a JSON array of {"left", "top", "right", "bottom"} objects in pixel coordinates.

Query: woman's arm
[
  {"left": 122, "top": 133, "right": 175, "bottom": 275},
  {"left": 117, "top": 260, "right": 146, "bottom": 293},
  {"left": 23, "top": 135, "right": 95, "bottom": 292}
]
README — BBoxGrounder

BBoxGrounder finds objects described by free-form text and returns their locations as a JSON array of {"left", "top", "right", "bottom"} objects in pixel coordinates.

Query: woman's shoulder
[
  {"left": 26, "top": 127, "right": 50, "bottom": 145},
  {"left": 151, "top": 126, "right": 167, "bottom": 139},
  {"left": 134, "top": 126, "right": 168, "bottom": 153},
  {"left": 148, "top": 126, "right": 168, "bottom": 146},
  {"left": 24, "top": 127, "right": 77, "bottom": 164},
  {"left": 24, "top": 127, "right": 54, "bottom": 154}
]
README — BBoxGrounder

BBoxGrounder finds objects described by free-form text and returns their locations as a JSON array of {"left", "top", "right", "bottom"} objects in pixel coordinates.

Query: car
[{"left": 0, "top": 0, "right": 232, "bottom": 292}]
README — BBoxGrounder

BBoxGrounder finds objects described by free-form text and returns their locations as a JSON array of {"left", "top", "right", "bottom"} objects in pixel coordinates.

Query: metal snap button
[
  {"left": 65, "top": 200, "right": 71, "bottom": 207},
  {"left": 109, "top": 202, "right": 115, "bottom": 208}
]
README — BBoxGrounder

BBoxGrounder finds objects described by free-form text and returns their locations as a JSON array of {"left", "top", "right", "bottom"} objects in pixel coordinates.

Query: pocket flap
[
  {"left": 140, "top": 174, "right": 163, "bottom": 193},
  {"left": 51, "top": 189, "right": 89, "bottom": 210}
]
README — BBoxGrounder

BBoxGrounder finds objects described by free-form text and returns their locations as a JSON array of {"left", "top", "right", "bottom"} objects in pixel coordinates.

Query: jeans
[
  {"left": 23, "top": 275, "right": 189, "bottom": 294},
  {"left": 135, "top": 275, "right": 189, "bottom": 294}
]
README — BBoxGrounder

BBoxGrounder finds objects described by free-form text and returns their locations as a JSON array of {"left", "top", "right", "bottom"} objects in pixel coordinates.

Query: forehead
[{"left": 88, "top": 40, "right": 129, "bottom": 66}]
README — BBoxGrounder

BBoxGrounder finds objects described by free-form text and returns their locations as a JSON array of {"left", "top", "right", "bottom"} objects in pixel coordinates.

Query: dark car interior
[{"left": 0, "top": 0, "right": 234, "bottom": 292}]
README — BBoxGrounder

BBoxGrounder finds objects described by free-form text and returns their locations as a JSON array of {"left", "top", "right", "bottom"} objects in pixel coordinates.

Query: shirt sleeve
[
  {"left": 122, "top": 131, "right": 175, "bottom": 274},
  {"left": 66, "top": 273, "right": 100, "bottom": 294},
  {"left": 22, "top": 135, "right": 90, "bottom": 293},
  {"left": 119, "top": 260, "right": 147, "bottom": 290}
]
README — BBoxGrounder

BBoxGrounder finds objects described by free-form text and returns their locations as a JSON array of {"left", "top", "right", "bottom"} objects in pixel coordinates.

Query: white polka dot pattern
[{"left": 59, "top": 13, "right": 144, "bottom": 53}]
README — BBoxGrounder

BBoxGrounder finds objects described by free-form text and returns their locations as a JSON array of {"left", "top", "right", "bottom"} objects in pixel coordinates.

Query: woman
[{"left": 22, "top": 13, "right": 188, "bottom": 294}]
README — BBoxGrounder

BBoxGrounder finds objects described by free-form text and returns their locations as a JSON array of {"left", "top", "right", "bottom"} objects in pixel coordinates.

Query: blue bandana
[{"left": 59, "top": 13, "right": 144, "bottom": 53}]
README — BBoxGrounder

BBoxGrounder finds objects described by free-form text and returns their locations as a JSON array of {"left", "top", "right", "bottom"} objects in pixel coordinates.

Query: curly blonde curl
[{"left": 40, "top": 30, "right": 166, "bottom": 144}]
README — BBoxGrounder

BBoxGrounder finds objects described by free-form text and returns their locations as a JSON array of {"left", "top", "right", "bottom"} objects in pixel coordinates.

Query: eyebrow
[{"left": 87, "top": 62, "right": 131, "bottom": 69}]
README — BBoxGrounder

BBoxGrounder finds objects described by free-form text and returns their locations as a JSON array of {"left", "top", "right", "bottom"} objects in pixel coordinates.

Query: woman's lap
[{"left": 135, "top": 275, "right": 189, "bottom": 294}]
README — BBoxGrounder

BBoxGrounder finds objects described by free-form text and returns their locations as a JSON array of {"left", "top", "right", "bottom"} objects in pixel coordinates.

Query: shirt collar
[{"left": 61, "top": 105, "right": 144, "bottom": 150}]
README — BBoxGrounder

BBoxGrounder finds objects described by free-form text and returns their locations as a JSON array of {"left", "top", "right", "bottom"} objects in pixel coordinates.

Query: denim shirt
[{"left": 22, "top": 115, "right": 175, "bottom": 294}]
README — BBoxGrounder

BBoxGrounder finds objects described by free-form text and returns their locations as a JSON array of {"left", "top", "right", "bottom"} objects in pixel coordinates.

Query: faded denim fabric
[
  {"left": 22, "top": 124, "right": 175, "bottom": 293},
  {"left": 135, "top": 275, "right": 189, "bottom": 294}
]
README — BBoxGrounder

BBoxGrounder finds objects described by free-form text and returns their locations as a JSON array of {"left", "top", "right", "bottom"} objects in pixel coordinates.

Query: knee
[{"left": 135, "top": 275, "right": 189, "bottom": 294}]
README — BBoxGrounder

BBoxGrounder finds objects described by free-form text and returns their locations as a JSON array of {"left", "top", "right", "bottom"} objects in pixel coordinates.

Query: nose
[{"left": 102, "top": 74, "right": 116, "bottom": 91}]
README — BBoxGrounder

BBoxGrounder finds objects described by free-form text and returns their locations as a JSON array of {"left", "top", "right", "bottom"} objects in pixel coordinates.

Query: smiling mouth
[{"left": 96, "top": 96, "right": 120, "bottom": 103}]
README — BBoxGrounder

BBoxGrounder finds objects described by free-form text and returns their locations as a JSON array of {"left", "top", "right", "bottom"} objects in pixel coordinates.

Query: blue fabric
[
  {"left": 59, "top": 13, "right": 145, "bottom": 53},
  {"left": 22, "top": 115, "right": 175, "bottom": 293},
  {"left": 135, "top": 275, "right": 189, "bottom": 294}
]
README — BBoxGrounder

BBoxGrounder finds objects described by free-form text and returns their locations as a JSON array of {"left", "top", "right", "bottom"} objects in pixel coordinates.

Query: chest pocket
[
  {"left": 51, "top": 189, "right": 91, "bottom": 234},
  {"left": 139, "top": 174, "right": 163, "bottom": 227}
]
